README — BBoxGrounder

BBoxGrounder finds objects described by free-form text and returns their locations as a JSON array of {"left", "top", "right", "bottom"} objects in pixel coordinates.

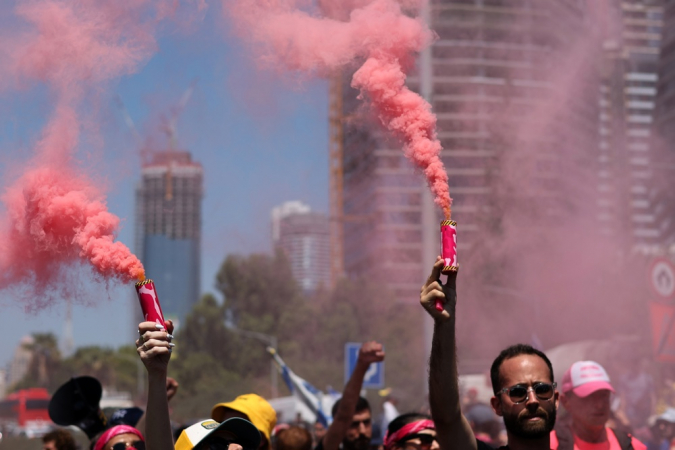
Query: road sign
[
  {"left": 344, "top": 342, "right": 385, "bottom": 389},
  {"left": 650, "top": 302, "right": 675, "bottom": 362},
  {"left": 649, "top": 258, "right": 675, "bottom": 301}
]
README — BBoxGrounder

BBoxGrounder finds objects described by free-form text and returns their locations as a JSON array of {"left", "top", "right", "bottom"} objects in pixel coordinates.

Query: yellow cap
[
  {"left": 212, "top": 394, "right": 277, "bottom": 444},
  {"left": 378, "top": 387, "right": 392, "bottom": 397}
]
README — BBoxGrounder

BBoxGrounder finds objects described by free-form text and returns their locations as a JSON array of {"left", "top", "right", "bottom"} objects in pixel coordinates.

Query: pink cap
[{"left": 561, "top": 361, "right": 614, "bottom": 398}]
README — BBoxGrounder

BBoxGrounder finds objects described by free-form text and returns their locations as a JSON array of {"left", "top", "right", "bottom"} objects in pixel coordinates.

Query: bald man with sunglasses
[{"left": 420, "top": 257, "right": 559, "bottom": 450}]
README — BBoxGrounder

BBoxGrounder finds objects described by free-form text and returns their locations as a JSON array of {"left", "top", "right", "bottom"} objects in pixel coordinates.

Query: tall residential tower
[
  {"left": 597, "top": 0, "right": 665, "bottom": 248},
  {"left": 272, "top": 201, "right": 331, "bottom": 294}
]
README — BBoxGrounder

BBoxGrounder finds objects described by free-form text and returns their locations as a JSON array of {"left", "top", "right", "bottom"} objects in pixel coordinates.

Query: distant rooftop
[{"left": 142, "top": 150, "right": 202, "bottom": 168}]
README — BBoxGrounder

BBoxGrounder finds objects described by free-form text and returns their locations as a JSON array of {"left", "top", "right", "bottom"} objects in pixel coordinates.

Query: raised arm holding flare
[
  {"left": 136, "top": 320, "right": 175, "bottom": 450},
  {"left": 321, "top": 341, "right": 385, "bottom": 450},
  {"left": 421, "top": 257, "right": 559, "bottom": 450},
  {"left": 420, "top": 257, "right": 475, "bottom": 450}
]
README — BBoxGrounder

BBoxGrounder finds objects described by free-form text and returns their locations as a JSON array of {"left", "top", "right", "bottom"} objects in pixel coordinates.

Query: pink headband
[
  {"left": 384, "top": 419, "right": 435, "bottom": 450},
  {"left": 94, "top": 425, "right": 144, "bottom": 450}
]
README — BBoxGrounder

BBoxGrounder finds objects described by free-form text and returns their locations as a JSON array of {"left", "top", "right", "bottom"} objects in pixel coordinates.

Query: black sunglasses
[
  {"left": 111, "top": 441, "right": 145, "bottom": 450},
  {"left": 497, "top": 382, "right": 557, "bottom": 404},
  {"left": 398, "top": 434, "right": 437, "bottom": 450}
]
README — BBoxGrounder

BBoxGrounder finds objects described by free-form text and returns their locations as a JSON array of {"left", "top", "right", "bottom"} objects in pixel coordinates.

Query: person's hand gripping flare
[
  {"left": 136, "top": 320, "right": 175, "bottom": 375},
  {"left": 420, "top": 257, "right": 457, "bottom": 321}
]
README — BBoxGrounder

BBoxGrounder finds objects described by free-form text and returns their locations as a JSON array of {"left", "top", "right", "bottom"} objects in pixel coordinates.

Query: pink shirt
[{"left": 550, "top": 428, "right": 647, "bottom": 450}]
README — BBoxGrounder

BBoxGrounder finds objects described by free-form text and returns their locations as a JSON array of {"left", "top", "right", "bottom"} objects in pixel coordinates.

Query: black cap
[{"left": 48, "top": 376, "right": 107, "bottom": 439}]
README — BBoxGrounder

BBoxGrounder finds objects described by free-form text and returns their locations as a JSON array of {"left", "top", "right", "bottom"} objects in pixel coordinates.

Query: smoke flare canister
[
  {"left": 135, "top": 279, "right": 166, "bottom": 328},
  {"left": 437, "top": 220, "right": 458, "bottom": 311}
]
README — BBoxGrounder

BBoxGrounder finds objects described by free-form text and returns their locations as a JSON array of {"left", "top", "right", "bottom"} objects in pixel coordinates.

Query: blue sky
[{"left": 0, "top": 4, "right": 328, "bottom": 368}]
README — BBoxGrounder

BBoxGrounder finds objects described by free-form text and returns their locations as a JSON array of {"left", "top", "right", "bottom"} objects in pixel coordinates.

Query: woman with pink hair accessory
[{"left": 93, "top": 424, "right": 145, "bottom": 450}]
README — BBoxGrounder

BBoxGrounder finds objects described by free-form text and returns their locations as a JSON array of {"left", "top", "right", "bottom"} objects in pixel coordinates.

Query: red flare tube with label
[
  {"left": 437, "top": 220, "right": 458, "bottom": 311},
  {"left": 135, "top": 279, "right": 166, "bottom": 328}
]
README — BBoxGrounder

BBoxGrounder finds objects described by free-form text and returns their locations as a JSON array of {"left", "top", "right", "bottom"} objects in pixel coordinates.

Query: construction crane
[
  {"left": 117, "top": 81, "right": 197, "bottom": 201},
  {"left": 159, "top": 80, "right": 197, "bottom": 201}
]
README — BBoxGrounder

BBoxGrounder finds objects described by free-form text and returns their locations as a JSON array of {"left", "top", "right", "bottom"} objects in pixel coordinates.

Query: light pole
[{"left": 227, "top": 326, "right": 279, "bottom": 399}]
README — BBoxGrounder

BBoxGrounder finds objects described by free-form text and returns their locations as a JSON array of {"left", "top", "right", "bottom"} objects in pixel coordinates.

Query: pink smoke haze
[
  {"left": 0, "top": 0, "right": 197, "bottom": 302},
  {"left": 224, "top": 0, "right": 453, "bottom": 217}
]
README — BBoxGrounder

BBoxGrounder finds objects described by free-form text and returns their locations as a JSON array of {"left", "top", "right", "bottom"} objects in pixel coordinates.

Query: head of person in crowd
[
  {"left": 489, "top": 344, "right": 558, "bottom": 440},
  {"left": 176, "top": 417, "right": 261, "bottom": 450},
  {"left": 383, "top": 413, "right": 438, "bottom": 450},
  {"left": 649, "top": 408, "right": 675, "bottom": 444},
  {"left": 560, "top": 360, "right": 614, "bottom": 432},
  {"left": 464, "top": 388, "right": 479, "bottom": 406},
  {"left": 212, "top": 394, "right": 277, "bottom": 450},
  {"left": 313, "top": 421, "right": 327, "bottom": 444},
  {"left": 92, "top": 425, "right": 145, "bottom": 450},
  {"left": 43, "top": 428, "right": 77, "bottom": 450},
  {"left": 276, "top": 426, "right": 313, "bottom": 450},
  {"left": 331, "top": 396, "right": 372, "bottom": 450}
]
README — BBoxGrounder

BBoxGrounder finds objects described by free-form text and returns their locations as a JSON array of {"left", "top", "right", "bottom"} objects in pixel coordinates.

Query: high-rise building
[
  {"left": 7, "top": 336, "right": 34, "bottom": 388},
  {"left": 135, "top": 150, "right": 203, "bottom": 324},
  {"left": 335, "top": 0, "right": 599, "bottom": 302},
  {"left": 272, "top": 201, "right": 330, "bottom": 293},
  {"left": 598, "top": 0, "right": 665, "bottom": 248},
  {"left": 657, "top": 0, "right": 675, "bottom": 143},
  {"left": 654, "top": 0, "right": 675, "bottom": 247}
]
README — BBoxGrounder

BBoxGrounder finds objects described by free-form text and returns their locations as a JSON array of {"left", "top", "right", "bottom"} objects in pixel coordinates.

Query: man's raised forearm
[
  {"left": 422, "top": 266, "right": 475, "bottom": 450},
  {"left": 429, "top": 316, "right": 460, "bottom": 426},
  {"left": 322, "top": 362, "right": 368, "bottom": 450}
]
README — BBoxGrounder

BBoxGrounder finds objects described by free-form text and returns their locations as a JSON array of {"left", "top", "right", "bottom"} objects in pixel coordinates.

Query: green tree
[
  {"left": 288, "top": 277, "right": 423, "bottom": 410},
  {"left": 214, "top": 250, "right": 312, "bottom": 375},
  {"left": 173, "top": 249, "right": 424, "bottom": 416}
]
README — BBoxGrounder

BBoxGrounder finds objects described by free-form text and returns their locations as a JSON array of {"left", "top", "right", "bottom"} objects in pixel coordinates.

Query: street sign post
[
  {"left": 649, "top": 258, "right": 675, "bottom": 301},
  {"left": 344, "top": 342, "right": 385, "bottom": 389},
  {"left": 650, "top": 302, "right": 675, "bottom": 362}
]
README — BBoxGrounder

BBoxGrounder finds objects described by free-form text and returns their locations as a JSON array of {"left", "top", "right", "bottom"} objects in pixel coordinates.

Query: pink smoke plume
[
  {"left": 0, "top": 0, "right": 186, "bottom": 298},
  {"left": 224, "top": 0, "right": 452, "bottom": 218}
]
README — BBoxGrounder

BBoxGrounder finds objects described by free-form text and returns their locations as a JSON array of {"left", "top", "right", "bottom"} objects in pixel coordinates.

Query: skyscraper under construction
[{"left": 135, "top": 150, "right": 203, "bottom": 324}]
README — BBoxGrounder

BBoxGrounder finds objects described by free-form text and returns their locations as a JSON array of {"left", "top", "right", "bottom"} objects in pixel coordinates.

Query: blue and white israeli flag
[{"left": 268, "top": 348, "right": 332, "bottom": 427}]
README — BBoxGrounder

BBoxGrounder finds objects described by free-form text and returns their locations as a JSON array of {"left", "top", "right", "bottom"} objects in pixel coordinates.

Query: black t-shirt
[{"left": 476, "top": 439, "right": 508, "bottom": 450}]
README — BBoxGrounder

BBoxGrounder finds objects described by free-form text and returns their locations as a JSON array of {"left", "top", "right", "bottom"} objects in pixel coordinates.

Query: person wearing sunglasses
[
  {"left": 420, "top": 257, "right": 559, "bottom": 450},
  {"left": 92, "top": 425, "right": 145, "bottom": 450},
  {"left": 383, "top": 413, "right": 439, "bottom": 450},
  {"left": 551, "top": 361, "right": 646, "bottom": 450}
]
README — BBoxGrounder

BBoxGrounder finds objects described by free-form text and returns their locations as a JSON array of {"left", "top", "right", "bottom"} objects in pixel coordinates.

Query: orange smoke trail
[{"left": 224, "top": 0, "right": 452, "bottom": 218}]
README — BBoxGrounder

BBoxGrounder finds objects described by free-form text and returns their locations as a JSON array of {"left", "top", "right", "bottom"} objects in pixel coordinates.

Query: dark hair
[
  {"left": 331, "top": 396, "right": 370, "bottom": 417},
  {"left": 489, "top": 344, "right": 554, "bottom": 394},
  {"left": 276, "top": 426, "right": 313, "bottom": 450},
  {"left": 43, "top": 428, "right": 77, "bottom": 450},
  {"left": 386, "top": 413, "right": 431, "bottom": 439}
]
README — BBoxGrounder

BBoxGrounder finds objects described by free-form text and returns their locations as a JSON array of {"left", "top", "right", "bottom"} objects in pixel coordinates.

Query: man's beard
[
  {"left": 503, "top": 406, "right": 557, "bottom": 440},
  {"left": 343, "top": 435, "right": 370, "bottom": 450}
]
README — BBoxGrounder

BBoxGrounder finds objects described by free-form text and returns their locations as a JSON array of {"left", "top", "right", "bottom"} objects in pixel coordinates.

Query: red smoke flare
[
  {"left": 224, "top": 0, "right": 452, "bottom": 218},
  {"left": 0, "top": 0, "right": 182, "bottom": 296}
]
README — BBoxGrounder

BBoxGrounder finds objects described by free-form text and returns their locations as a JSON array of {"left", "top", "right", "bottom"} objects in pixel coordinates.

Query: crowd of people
[{"left": 42, "top": 256, "right": 675, "bottom": 450}]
